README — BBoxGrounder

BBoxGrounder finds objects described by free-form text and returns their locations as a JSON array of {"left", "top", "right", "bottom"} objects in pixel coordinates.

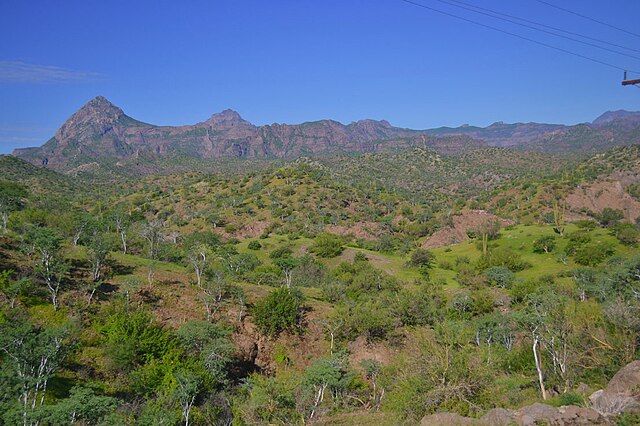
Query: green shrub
[
  {"left": 483, "top": 266, "right": 515, "bottom": 288},
  {"left": 565, "top": 231, "right": 592, "bottom": 255},
  {"left": 252, "top": 287, "right": 304, "bottom": 336},
  {"left": 247, "top": 240, "right": 262, "bottom": 250},
  {"left": 595, "top": 208, "right": 624, "bottom": 228},
  {"left": 407, "top": 248, "right": 436, "bottom": 268},
  {"left": 309, "top": 233, "right": 344, "bottom": 258},
  {"left": 476, "top": 248, "right": 531, "bottom": 272},
  {"left": 611, "top": 223, "right": 639, "bottom": 246},
  {"left": 574, "top": 243, "right": 614, "bottom": 266},
  {"left": 532, "top": 235, "right": 556, "bottom": 253}
]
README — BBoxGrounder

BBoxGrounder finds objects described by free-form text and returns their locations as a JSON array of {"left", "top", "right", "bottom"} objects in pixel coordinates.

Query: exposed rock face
[
  {"left": 605, "top": 360, "right": 640, "bottom": 395},
  {"left": 589, "top": 361, "right": 640, "bottom": 416},
  {"left": 420, "top": 412, "right": 481, "bottom": 425},
  {"left": 14, "top": 97, "right": 640, "bottom": 173},
  {"left": 420, "top": 404, "right": 605, "bottom": 425},
  {"left": 480, "top": 407, "right": 514, "bottom": 425},
  {"left": 12, "top": 96, "right": 487, "bottom": 172},
  {"left": 566, "top": 179, "right": 640, "bottom": 223},
  {"left": 421, "top": 209, "right": 514, "bottom": 249}
]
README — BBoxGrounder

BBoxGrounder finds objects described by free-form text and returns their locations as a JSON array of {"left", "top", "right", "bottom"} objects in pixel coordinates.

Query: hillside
[{"left": 2, "top": 141, "right": 640, "bottom": 424}]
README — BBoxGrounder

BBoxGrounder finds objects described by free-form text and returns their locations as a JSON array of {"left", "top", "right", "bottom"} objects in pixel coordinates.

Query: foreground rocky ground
[{"left": 421, "top": 361, "right": 640, "bottom": 425}]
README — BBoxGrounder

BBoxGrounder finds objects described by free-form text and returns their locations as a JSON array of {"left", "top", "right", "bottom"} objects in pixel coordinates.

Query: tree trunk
[
  {"left": 533, "top": 335, "right": 547, "bottom": 400},
  {"left": 120, "top": 231, "right": 127, "bottom": 254}
]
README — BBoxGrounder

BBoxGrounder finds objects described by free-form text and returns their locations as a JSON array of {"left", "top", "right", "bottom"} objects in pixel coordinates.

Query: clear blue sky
[{"left": 1, "top": 0, "right": 639, "bottom": 153}]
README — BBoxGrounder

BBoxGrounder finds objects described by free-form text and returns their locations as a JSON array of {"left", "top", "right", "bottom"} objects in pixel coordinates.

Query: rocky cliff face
[
  {"left": 12, "top": 96, "right": 487, "bottom": 171},
  {"left": 12, "top": 97, "right": 640, "bottom": 172}
]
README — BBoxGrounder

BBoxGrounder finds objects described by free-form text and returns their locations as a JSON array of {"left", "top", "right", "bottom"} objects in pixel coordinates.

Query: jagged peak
[
  {"left": 205, "top": 109, "right": 251, "bottom": 126},
  {"left": 77, "top": 96, "right": 123, "bottom": 116},
  {"left": 349, "top": 118, "right": 392, "bottom": 128}
]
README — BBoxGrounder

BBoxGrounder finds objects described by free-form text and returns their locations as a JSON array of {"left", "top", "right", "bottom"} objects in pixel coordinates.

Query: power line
[
  {"left": 397, "top": 0, "right": 640, "bottom": 74},
  {"left": 446, "top": 0, "right": 640, "bottom": 54},
  {"left": 431, "top": 0, "right": 640, "bottom": 61},
  {"left": 534, "top": 0, "right": 640, "bottom": 39}
]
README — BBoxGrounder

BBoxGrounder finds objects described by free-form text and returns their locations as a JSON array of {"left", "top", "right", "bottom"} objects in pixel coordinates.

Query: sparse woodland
[{"left": 1, "top": 145, "right": 640, "bottom": 425}]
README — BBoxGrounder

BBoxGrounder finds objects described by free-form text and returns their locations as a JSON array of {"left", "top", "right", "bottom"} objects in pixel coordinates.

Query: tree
[
  {"left": 574, "top": 242, "right": 614, "bottom": 266},
  {"left": 24, "top": 227, "right": 69, "bottom": 311},
  {"left": 84, "top": 225, "right": 115, "bottom": 306},
  {"left": 406, "top": 248, "right": 436, "bottom": 271},
  {"left": 139, "top": 220, "right": 163, "bottom": 260},
  {"left": 186, "top": 243, "right": 212, "bottom": 288},
  {"left": 482, "top": 266, "right": 515, "bottom": 288},
  {"left": 304, "top": 352, "right": 353, "bottom": 420},
  {"left": 316, "top": 317, "right": 343, "bottom": 355},
  {"left": 43, "top": 386, "right": 118, "bottom": 425},
  {"left": 111, "top": 210, "right": 131, "bottom": 254},
  {"left": 273, "top": 256, "right": 299, "bottom": 288},
  {"left": 172, "top": 369, "right": 202, "bottom": 426},
  {"left": 177, "top": 320, "right": 234, "bottom": 384},
  {"left": 0, "top": 320, "right": 69, "bottom": 426},
  {"left": 86, "top": 226, "right": 114, "bottom": 283},
  {"left": 361, "top": 358, "right": 383, "bottom": 408},
  {"left": 520, "top": 290, "right": 573, "bottom": 395},
  {"left": 0, "top": 181, "right": 27, "bottom": 233},
  {"left": 247, "top": 240, "right": 262, "bottom": 250},
  {"left": 469, "top": 219, "right": 502, "bottom": 254},
  {"left": 0, "top": 271, "right": 30, "bottom": 309},
  {"left": 217, "top": 246, "right": 261, "bottom": 276},
  {"left": 533, "top": 235, "right": 556, "bottom": 253},
  {"left": 199, "top": 271, "right": 230, "bottom": 321}
]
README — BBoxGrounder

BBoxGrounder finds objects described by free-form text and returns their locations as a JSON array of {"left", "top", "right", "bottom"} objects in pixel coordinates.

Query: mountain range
[{"left": 12, "top": 96, "right": 640, "bottom": 173}]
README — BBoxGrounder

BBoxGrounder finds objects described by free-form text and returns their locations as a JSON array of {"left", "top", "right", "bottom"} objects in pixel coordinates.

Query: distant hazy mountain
[{"left": 12, "top": 96, "right": 640, "bottom": 172}]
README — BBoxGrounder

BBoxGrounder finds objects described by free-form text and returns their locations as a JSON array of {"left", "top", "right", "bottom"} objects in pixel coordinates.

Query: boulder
[
  {"left": 557, "top": 405, "right": 605, "bottom": 425},
  {"left": 420, "top": 412, "right": 479, "bottom": 425},
  {"left": 480, "top": 407, "right": 514, "bottom": 425},
  {"left": 605, "top": 360, "right": 640, "bottom": 397},
  {"left": 514, "top": 403, "right": 561, "bottom": 425},
  {"left": 589, "top": 361, "right": 640, "bottom": 416},
  {"left": 590, "top": 389, "right": 638, "bottom": 416}
]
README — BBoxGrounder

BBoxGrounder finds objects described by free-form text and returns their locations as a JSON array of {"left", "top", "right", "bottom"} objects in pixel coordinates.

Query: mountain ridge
[{"left": 12, "top": 96, "right": 640, "bottom": 172}]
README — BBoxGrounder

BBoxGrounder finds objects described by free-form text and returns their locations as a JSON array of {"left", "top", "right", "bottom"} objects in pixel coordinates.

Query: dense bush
[
  {"left": 309, "top": 233, "right": 344, "bottom": 258},
  {"left": 611, "top": 223, "right": 639, "bottom": 246},
  {"left": 595, "top": 208, "right": 624, "bottom": 228},
  {"left": 247, "top": 240, "right": 262, "bottom": 250},
  {"left": 574, "top": 242, "right": 615, "bottom": 266},
  {"left": 532, "top": 235, "right": 556, "bottom": 253},
  {"left": 476, "top": 248, "right": 531, "bottom": 272},
  {"left": 252, "top": 287, "right": 305, "bottom": 336}
]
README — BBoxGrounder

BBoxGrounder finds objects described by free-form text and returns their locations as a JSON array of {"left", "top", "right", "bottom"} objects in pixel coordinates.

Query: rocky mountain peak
[
  {"left": 204, "top": 109, "right": 252, "bottom": 128},
  {"left": 592, "top": 110, "right": 640, "bottom": 127},
  {"left": 57, "top": 96, "right": 125, "bottom": 139},
  {"left": 75, "top": 96, "right": 124, "bottom": 119}
]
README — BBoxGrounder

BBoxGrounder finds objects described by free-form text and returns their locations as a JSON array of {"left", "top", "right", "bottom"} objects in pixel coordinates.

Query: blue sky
[{"left": 1, "top": 0, "right": 639, "bottom": 153}]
